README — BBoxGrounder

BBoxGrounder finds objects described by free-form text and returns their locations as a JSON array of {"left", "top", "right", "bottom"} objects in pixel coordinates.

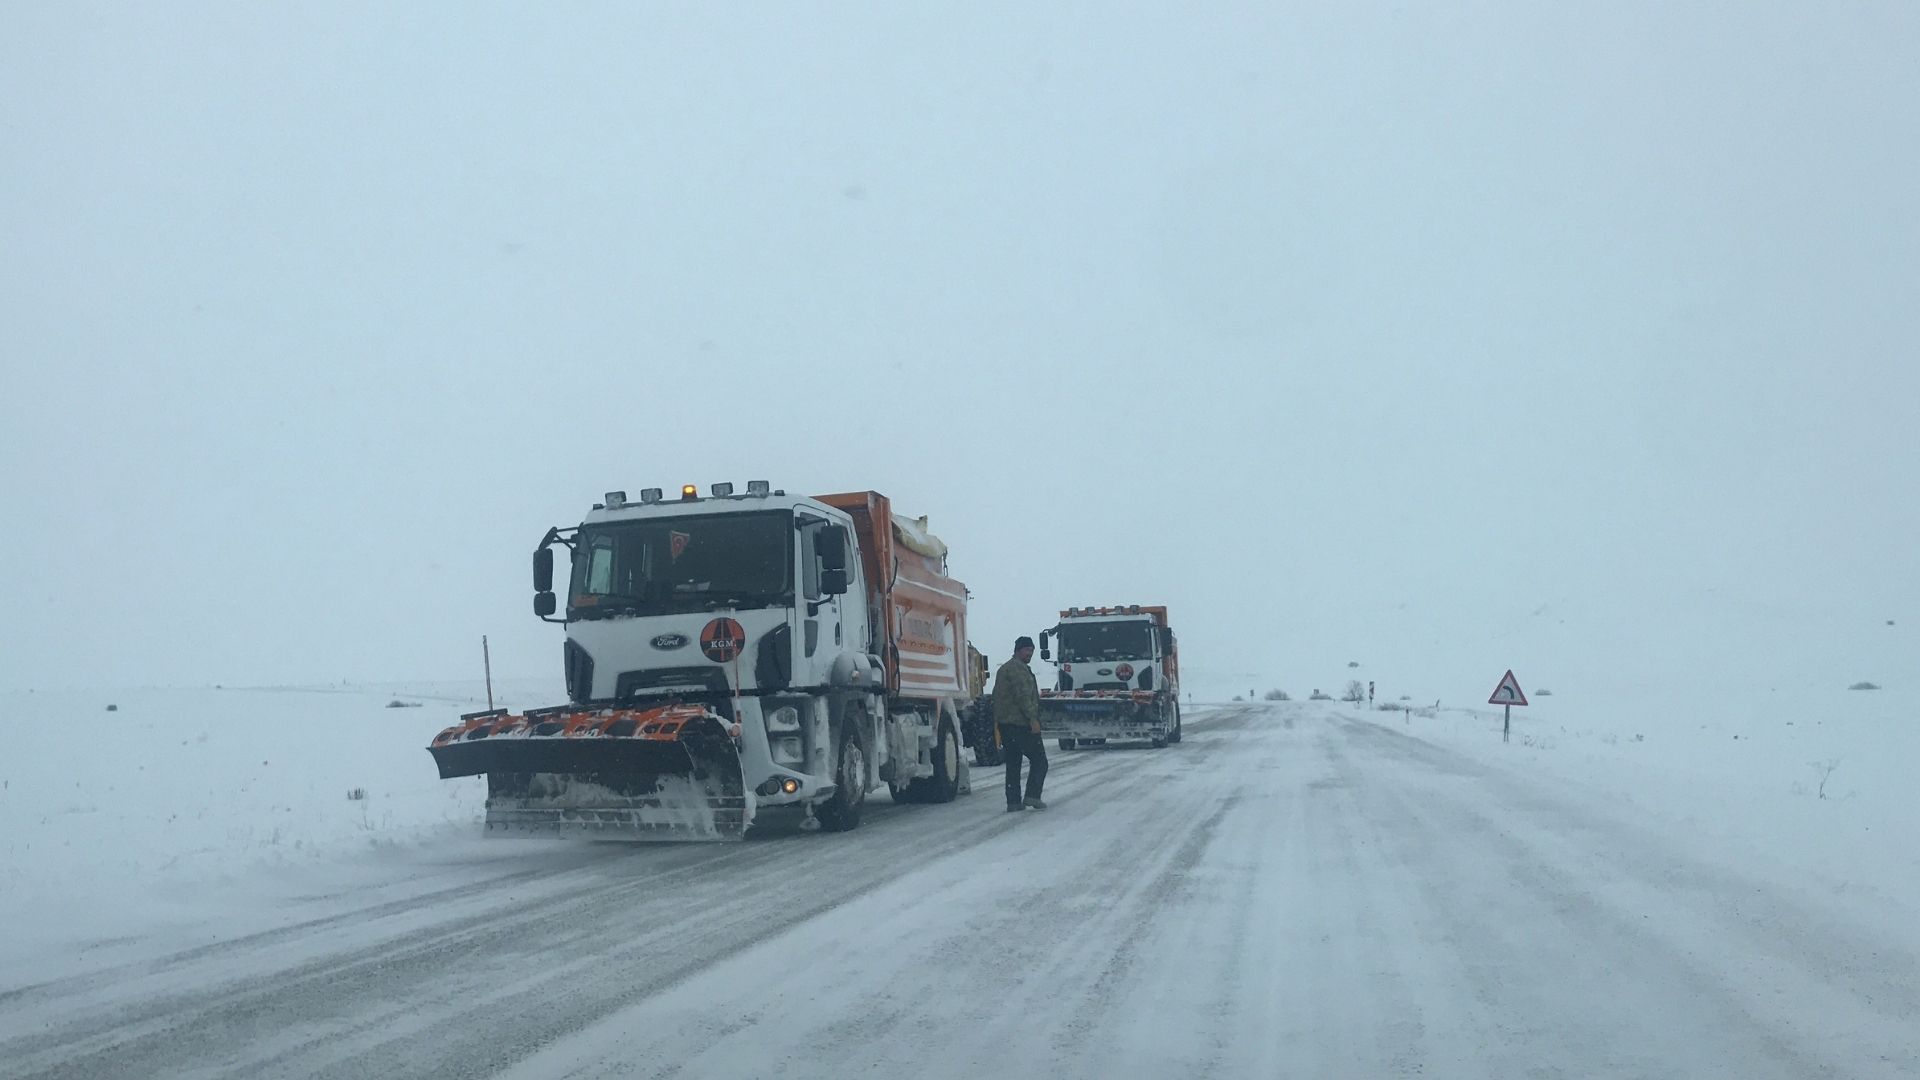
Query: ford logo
[{"left": 651, "top": 633, "right": 689, "bottom": 650}]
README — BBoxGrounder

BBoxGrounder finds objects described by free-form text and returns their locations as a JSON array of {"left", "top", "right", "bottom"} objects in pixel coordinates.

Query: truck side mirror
[
  {"left": 820, "top": 568, "right": 849, "bottom": 595},
  {"left": 1039, "top": 632, "right": 1051, "bottom": 661},
  {"left": 817, "top": 527, "right": 848, "bottom": 571},
  {"left": 534, "top": 591, "right": 557, "bottom": 617},
  {"left": 534, "top": 547, "right": 554, "bottom": 592}
]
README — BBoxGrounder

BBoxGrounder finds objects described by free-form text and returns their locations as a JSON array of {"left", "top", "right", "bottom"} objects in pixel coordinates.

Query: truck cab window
[
  {"left": 801, "top": 524, "right": 824, "bottom": 601},
  {"left": 568, "top": 511, "right": 791, "bottom": 616},
  {"left": 582, "top": 536, "right": 615, "bottom": 595}
]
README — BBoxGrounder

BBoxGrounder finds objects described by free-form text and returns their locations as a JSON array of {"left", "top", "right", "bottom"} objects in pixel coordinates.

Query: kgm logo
[
  {"left": 650, "top": 633, "right": 690, "bottom": 651},
  {"left": 699, "top": 618, "right": 747, "bottom": 663}
]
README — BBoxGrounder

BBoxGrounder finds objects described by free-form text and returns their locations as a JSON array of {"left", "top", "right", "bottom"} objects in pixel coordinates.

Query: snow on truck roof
[
  {"left": 576, "top": 489, "right": 952, "bottom": 561},
  {"left": 1059, "top": 605, "right": 1167, "bottom": 620},
  {"left": 580, "top": 490, "right": 822, "bottom": 524}
]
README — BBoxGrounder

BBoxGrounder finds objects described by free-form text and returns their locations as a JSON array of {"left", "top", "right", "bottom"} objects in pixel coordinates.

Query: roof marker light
[
  {"left": 747, "top": 480, "right": 771, "bottom": 496},
  {"left": 604, "top": 491, "right": 627, "bottom": 509},
  {"left": 711, "top": 482, "right": 735, "bottom": 497},
  {"left": 639, "top": 488, "right": 663, "bottom": 503},
  {"left": 682, "top": 484, "right": 699, "bottom": 500}
]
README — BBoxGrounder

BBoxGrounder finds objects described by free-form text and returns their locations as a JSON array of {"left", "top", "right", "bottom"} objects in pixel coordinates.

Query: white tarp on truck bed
[{"left": 891, "top": 513, "right": 948, "bottom": 560}]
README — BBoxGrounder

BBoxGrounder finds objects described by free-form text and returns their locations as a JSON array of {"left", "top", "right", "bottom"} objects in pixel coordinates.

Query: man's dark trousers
[{"left": 999, "top": 723, "right": 1048, "bottom": 807}]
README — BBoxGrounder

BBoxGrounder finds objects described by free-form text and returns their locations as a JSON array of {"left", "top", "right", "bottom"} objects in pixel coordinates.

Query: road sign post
[{"left": 1488, "top": 670, "right": 1527, "bottom": 743}]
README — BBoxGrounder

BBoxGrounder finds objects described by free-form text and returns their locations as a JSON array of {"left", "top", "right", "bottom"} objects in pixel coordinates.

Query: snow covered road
[{"left": 4, "top": 702, "right": 1915, "bottom": 1079}]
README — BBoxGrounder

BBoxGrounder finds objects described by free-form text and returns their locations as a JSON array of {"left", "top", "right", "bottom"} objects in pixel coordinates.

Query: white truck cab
[{"left": 1037, "top": 605, "right": 1182, "bottom": 750}]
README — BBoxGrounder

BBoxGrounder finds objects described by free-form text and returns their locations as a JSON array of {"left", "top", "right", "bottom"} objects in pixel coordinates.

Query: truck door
[{"left": 799, "top": 521, "right": 852, "bottom": 681}]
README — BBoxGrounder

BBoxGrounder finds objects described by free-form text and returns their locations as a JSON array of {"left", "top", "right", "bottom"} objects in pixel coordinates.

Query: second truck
[{"left": 1038, "top": 605, "right": 1183, "bottom": 750}]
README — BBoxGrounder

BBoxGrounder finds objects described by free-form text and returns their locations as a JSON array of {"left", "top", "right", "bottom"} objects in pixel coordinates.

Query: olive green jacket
[{"left": 992, "top": 657, "right": 1041, "bottom": 729}]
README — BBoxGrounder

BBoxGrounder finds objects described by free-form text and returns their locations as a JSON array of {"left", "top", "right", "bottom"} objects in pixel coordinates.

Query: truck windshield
[
  {"left": 1057, "top": 621, "right": 1155, "bottom": 662},
  {"left": 569, "top": 511, "right": 792, "bottom": 618}
]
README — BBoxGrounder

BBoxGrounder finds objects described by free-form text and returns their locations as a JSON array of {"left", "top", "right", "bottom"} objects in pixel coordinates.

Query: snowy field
[
  {"left": 1379, "top": 687, "right": 1920, "bottom": 915},
  {"left": 0, "top": 680, "right": 552, "bottom": 980},
  {"left": 3, "top": 686, "right": 1917, "bottom": 1078}
]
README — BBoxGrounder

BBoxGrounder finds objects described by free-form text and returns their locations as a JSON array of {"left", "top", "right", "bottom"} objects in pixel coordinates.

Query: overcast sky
[{"left": 3, "top": 3, "right": 1914, "bottom": 700}]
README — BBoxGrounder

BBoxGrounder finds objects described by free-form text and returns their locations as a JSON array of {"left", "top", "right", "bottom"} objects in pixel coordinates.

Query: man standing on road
[{"left": 994, "top": 636, "right": 1047, "bottom": 811}]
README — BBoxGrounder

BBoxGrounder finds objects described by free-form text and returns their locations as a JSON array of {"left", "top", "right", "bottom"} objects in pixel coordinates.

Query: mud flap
[{"left": 948, "top": 701, "right": 972, "bottom": 796}]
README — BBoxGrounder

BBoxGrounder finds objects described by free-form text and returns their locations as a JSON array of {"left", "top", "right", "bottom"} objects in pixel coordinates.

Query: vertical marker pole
[
  {"left": 483, "top": 635, "right": 495, "bottom": 711},
  {"left": 1503, "top": 703, "right": 1510, "bottom": 743}
]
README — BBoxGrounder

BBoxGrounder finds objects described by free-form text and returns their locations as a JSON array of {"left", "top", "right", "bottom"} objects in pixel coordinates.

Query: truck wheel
[
  {"left": 1168, "top": 701, "right": 1183, "bottom": 744},
  {"left": 1150, "top": 736, "right": 1168, "bottom": 748},
  {"left": 967, "top": 699, "right": 1004, "bottom": 767},
  {"left": 1058, "top": 738, "right": 1077, "bottom": 751},
  {"left": 922, "top": 720, "right": 961, "bottom": 803},
  {"left": 815, "top": 720, "right": 868, "bottom": 832}
]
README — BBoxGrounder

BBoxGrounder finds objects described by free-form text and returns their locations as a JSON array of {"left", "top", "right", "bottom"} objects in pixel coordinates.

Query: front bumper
[{"left": 1038, "top": 691, "right": 1169, "bottom": 741}]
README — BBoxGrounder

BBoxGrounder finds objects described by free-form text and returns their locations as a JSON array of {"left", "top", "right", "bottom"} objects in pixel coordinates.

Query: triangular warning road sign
[{"left": 1488, "top": 670, "right": 1527, "bottom": 706}]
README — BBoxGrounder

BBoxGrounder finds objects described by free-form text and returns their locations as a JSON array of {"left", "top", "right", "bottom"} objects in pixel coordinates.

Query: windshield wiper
[
  {"left": 571, "top": 593, "right": 650, "bottom": 618},
  {"left": 573, "top": 590, "right": 786, "bottom": 617},
  {"left": 702, "top": 592, "right": 785, "bottom": 610}
]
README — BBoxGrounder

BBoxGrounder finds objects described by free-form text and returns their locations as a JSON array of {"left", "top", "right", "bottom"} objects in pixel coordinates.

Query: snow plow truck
[
  {"left": 428, "top": 484, "right": 976, "bottom": 841},
  {"left": 1038, "top": 605, "right": 1182, "bottom": 750}
]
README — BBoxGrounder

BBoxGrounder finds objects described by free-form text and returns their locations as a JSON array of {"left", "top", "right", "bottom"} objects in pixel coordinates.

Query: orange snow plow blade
[{"left": 428, "top": 703, "right": 749, "bottom": 841}]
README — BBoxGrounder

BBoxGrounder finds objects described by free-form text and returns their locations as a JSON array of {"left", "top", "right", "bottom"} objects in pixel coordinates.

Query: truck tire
[
  {"left": 1058, "top": 738, "right": 1077, "bottom": 751},
  {"left": 815, "top": 717, "right": 868, "bottom": 832},
  {"left": 921, "top": 719, "right": 961, "bottom": 803},
  {"left": 1168, "top": 700, "right": 1183, "bottom": 744},
  {"left": 967, "top": 699, "right": 1004, "bottom": 767}
]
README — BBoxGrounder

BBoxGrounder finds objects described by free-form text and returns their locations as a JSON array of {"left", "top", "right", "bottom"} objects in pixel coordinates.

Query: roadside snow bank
[
  {"left": 0, "top": 680, "right": 558, "bottom": 980},
  {"left": 1344, "top": 687, "right": 1920, "bottom": 912}
]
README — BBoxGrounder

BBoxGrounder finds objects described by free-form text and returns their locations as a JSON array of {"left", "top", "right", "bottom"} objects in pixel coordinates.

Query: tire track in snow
[
  {"left": 496, "top": 706, "right": 1274, "bottom": 1080},
  {"left": 1342, "top": 713, "right": 1920, "bottom": 1023},
  {"left": 460, "top": 705, "right": 1264, "bottom": 1080},
  {"left": 1332, "top": 710, "right": 1919, "bottom": 1079},
  {"left": 26, "top": 702, "right": 1905, "bottom": 1079},
  {"left": 0, "top": 725, "right": 1178, "bottom": 1080},
  {"left": 0, "top": 842, "right": 733, "bottom": 1006}
]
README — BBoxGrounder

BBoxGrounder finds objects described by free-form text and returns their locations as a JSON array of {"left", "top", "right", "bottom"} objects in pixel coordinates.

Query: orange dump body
[{"left": 817, "top": 491, "right": 969, "bottom": 702}]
